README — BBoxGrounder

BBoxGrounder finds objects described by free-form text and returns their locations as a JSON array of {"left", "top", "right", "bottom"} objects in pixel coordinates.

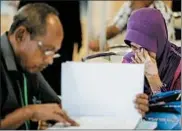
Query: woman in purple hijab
[{"left": 122, "top": 8, "right": 181, "bottom": 116}]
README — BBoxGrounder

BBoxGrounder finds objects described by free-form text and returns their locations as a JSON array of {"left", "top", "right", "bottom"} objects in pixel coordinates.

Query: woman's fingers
[
  {"left": 135, "top": 97, "right": 149, "bottom": 105},
  {"left": 135, "top": 103, "right": 149, "bottom": 112},
  {"left": 135, "top": 52, "right": 142, "bottom": 63},
  {"left": 143, "top": 49, "right": 151, "bottom": 61},
  {"left": 134, "top": 93, "right": 149, "bottom": 116},
  {"left": 136, "top": 93, "right": 149, "bottom": 99},
  {"left": 137, "top": 49, "right": 145, "bottom": 62},
  {"left": 138, "top": 109, "right": 146, "bottom": 117},
  {"left": 133, "top": 49, "right": 146, "bottom": 63},
  {"left": 131, "top": 57, "right": 137, "bottom": 63}
]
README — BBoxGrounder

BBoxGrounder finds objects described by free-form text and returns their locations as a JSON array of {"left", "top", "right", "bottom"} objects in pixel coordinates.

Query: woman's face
[{"left": 130, "top": 42, "right": 156, "bottom": 59}]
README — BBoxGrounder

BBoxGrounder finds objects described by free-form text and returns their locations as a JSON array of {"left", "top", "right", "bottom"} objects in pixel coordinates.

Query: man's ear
[{"left": 14, "top": 26, "right": 29, "bottom": 43}]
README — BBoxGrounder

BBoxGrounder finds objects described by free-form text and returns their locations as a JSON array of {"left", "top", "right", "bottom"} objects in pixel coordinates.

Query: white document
[
  {"left": 61, "top": 62, "right": 144, "bottom": 129},
  {"left": 48, "top": 116, "right": 142, "bottom": 129}
]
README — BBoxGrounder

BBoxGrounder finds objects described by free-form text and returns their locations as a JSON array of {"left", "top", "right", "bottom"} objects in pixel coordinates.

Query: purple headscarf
[{"left": 123, "top": 8, "right": 181, "bottom": 93}]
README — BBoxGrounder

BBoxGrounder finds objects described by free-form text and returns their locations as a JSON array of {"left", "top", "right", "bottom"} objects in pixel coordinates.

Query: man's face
[{"left": 16, "top": 15, "right": 63, "bottom": 73}]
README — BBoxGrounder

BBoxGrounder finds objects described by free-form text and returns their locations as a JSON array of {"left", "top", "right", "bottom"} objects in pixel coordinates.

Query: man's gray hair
[{"left": 9, "top": 3, "right": 59, "bottom": 39}]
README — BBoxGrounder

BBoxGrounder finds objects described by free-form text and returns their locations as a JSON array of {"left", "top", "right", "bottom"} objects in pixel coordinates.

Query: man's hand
[
  {"left": 29, "top": 104, "right": 78, "bottom": 126},
  {"left": 38, "top": 121, "right": 49, "bottom": 130},
  {"left": 37, "top": 109, "right": 79, "bottom": 130},
  {"left": 0, "top": 103, "right": 78, "bottom": 129},
  {"left": 134, "top": 93, "right": 149, "bottom": 117},
  {"left": 89, "top": 39, "right": 109, "bottom": 52}
]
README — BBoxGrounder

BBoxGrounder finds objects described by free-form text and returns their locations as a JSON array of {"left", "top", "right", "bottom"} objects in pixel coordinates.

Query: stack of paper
[
  {"left": 49, "top": 116, "right": 139, "bottom": 129},
  {"left": 48, "top": 118, "right": 157, "bottom": 130},
  {"left": 60, "top": 62, "right": 144, "bottom": 129}
]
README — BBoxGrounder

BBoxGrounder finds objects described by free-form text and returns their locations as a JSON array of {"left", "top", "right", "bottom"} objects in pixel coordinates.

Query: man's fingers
[
  {"left": 41, "top": 121, "right": 49, "bottom": 126},
  {"left": 67, "top": 118, "right": 79, "bottom": 126},
  {"left": 53, "top": 104, "right": 78, "bottom": 126},
  {"left": 53, "top": 104, "right": 67, "bottom": 116},
  {"left": 43, "top": 104, "right": 78, "bottom": 126},
  {"left": 62, "top": 110, "right": 79, "bottom": 126},
  {"left": 38, "top": 120, "right": 52, "bottom": 130},
  {"left": 40, "top": 126, "right": 48, "bottom": 130},
  {"left": 38, "top": 121, "right": 49, "bottom": 130},
  {"left": 51, "top": 114, "right": 67, "bottom": 124}
]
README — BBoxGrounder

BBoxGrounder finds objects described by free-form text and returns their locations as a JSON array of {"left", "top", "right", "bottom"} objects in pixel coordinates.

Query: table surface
[{"left": 48, "top": 118, "right": 157, "bottom": 130}]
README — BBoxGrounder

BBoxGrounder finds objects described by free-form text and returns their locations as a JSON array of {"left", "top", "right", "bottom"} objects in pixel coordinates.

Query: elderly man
[
  {"left": 0, "top": 3, "right": 77, "bottom": 130},
  {"left": 18, "top": 1, "right": 82, "bottom": 95}
]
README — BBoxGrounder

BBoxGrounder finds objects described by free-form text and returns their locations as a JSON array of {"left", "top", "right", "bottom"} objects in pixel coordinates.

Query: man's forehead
[{"left": 35, "top": 14, "right": 63, "bottom": 51}]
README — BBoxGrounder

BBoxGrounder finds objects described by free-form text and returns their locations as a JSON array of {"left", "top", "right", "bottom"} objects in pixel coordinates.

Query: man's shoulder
[{"left": 0, "top": 47, "right": 7, "bottom": 73}]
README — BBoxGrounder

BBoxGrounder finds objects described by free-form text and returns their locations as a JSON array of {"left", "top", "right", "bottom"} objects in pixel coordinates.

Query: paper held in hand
[{"left": 59, "top": 62, "right": 144, "bottom": 129}]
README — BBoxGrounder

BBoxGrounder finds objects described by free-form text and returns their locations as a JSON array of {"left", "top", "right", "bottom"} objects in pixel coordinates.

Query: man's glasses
[{"left": 37, "top": 41, "right": 60, "bottom": 59}]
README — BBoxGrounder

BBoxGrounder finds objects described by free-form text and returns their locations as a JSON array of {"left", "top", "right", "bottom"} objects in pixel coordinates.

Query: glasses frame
[{"left": 37, "top": 41, "right": 60, "bottom": 59}]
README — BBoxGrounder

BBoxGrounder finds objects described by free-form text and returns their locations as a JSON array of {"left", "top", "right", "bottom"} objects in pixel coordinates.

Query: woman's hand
[
  {"left": 131, "top": 48, "right": 163, "bottom": 93},
  {"left": 131, "top": 48, "right": 158, "bottom": 76},
  {"left": 134, "top": 93, "right": 149, "bottom": 117}
]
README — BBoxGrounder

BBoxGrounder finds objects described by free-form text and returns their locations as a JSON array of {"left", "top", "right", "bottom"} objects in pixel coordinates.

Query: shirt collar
[{"left": 1, "top": 32, "right": 18, "bottom": 71}]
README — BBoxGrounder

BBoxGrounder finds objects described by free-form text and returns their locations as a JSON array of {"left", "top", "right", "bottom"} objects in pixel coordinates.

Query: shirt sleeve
[
  {"left": 153, "top": 1, "right": 175, "bottom": 41},
  {"left": 0, "top": 77, "right": 3, "bottom": 121},
  {"left": 35, "top": 72, "right": 61, "bottom": 104},
  {"left": 0, "top": 63, "right": 8, "bottom": 121},
  {"left": 112, "top": 1, "right": 132, "bottom": 32}
]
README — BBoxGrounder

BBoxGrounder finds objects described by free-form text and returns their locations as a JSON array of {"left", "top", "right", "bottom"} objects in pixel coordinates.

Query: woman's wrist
[{"left": 145, "top": 73, "right": 163, "bottom": 90}]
